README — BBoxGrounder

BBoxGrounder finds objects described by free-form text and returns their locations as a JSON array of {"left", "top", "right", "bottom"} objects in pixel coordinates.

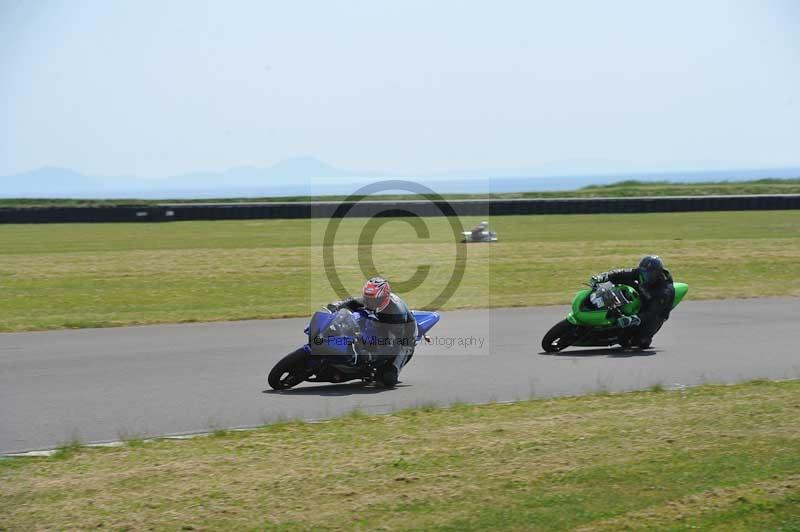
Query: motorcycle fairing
[
  {"left": 567, "top": 284, "right": 641, "bottom": 327},
  {"left": 412, "top": 310, "right": 440, "bottom": 338},
  {"left": 672, "top": 283, "right": 689, "bottom": 309}
]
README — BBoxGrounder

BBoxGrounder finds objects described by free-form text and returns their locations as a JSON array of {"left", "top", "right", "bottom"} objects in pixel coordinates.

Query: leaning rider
[
  {"left": 470, "top": 220, "right": 489, "bottom": 240},
  {"left": 591, "top": 255, "right": 675, "bottom": 348},
  {"left": 327, "top": 277, "right": 417, "bottom": 386}
]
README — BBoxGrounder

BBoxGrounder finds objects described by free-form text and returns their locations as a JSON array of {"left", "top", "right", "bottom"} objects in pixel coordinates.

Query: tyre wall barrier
[{"left": 1, "top": 195, "right": 799, "bottom": 223}]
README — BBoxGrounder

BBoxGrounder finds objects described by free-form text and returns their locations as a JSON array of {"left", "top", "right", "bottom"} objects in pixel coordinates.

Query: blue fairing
[
  {"left": 412, "top": 310, "right": 440, "bottom": 339},
  {"left": 304, "top": 309, "right": 440, "bottom": 356},
  {"left": 306, "top": 311, "right": 336, "bottom": 335},
  {"left": 305, "top": 311, "right": 359, "bottom": 355}
]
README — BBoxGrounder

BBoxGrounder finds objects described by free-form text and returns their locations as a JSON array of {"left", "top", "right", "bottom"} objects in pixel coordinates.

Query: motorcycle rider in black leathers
[
  {"left": 327, "top": 277, "right": 417, "bottom": 386},
  {"left": 470, "top": 220, "right": 489, "bottom": 240},
  {"left": 591, "top": 255, "right": 674, "bottom": 348}
]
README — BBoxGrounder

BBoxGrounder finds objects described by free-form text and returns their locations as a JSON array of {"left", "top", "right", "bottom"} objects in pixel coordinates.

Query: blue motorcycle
[{"left": 268, "top": 308, "right": 441, "bottom": 390}]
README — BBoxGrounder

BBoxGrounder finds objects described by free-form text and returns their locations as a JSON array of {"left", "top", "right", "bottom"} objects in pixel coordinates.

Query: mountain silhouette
[{"left": 1, "top": 159, "right": 799, "bottom": 199}]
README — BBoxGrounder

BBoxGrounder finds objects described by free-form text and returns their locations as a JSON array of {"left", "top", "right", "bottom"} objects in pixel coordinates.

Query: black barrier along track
[{"left": 1, "top": 194, "right": 800, "bottom": 223}]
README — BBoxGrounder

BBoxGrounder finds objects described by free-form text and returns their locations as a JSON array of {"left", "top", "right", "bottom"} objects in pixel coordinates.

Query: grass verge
[
  {"left": 1, "top": 210, "right": 799, "bottom": 331},
  {"left": 1, "top": 380, "right": 799, "bottom": 530},
  {"left": 2, "top": 178, "right": 800, "bottom": 208}
]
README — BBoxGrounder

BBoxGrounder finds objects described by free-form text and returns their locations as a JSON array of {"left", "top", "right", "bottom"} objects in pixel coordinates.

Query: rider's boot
[
  {"left": 378, "top": 365, "right": 399, "bottom": 388},
  {"left": 636, "top": 336, "right": 653, "bottom": 350}
]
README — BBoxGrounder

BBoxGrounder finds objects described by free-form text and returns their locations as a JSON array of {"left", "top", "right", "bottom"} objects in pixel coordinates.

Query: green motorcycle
[{"left": 541, "top": 281, "right": 689, "bottom": 352}]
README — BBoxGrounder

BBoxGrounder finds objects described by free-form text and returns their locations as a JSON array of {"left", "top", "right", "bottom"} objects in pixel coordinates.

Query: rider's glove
[
  {"left": 590, "top": 275, "right": 604, "bottom": 288},
  {"left": 617, "top": 315, "right": 641, "bottom": 328},
  {"left": 325, "top": 303, "right": 340, "bottom": 313}
]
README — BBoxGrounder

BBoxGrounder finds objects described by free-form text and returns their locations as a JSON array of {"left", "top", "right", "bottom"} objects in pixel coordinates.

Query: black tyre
[
  {"left": 268, "top": 348, "right": 308, "bottom": 390},
  {"left": 541, "top": 320, "right": 580, "bottom": 353}
]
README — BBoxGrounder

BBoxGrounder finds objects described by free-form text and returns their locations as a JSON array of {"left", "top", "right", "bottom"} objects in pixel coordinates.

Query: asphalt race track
[{"left": 2, "top": 298, "right": 798, "bottom": 454}]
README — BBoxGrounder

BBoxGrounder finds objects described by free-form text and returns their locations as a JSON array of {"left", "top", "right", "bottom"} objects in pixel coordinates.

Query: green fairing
[
  {"left": 567, "top": 283, "right": 689, "bottom": 327},
  {"left": 672, "top": 282, "right": 689, "bottom": 308}
]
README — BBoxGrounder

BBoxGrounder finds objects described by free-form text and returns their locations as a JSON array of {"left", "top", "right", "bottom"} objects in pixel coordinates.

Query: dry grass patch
[
  {"left": 2, "top": 380, "right": 799, "bottom": 530},
  {"left": 1, "top": 210, "right": 798, "bottom": 331}
]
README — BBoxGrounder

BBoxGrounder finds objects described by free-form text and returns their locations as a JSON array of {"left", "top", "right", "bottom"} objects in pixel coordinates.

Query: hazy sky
[{"left": 1, "top": 0, "right": 799, "bottom": 178}]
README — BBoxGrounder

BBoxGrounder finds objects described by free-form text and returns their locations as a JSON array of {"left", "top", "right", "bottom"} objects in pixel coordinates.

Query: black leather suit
[
  {"left": 592, "top": 268, "right": 675, "bottom": 343},
  {"left": 330, "top": 293, "right": 417, "bottom": 368}
]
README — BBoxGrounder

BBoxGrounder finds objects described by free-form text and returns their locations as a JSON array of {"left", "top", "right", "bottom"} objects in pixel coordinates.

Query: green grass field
[
  {"left": 2, "top": 380, "right": 799, "bottom": 530},
  {"left": 1, "top": 178, "right": 799, "bottom": 208},
  {"left": 1, "top": 210, "right": 798, "bottom": 332}
]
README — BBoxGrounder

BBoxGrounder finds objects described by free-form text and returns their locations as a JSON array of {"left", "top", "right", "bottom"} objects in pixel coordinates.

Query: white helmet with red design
[{"left": 362, "top": 277, "right": 391, "bottom": 312}]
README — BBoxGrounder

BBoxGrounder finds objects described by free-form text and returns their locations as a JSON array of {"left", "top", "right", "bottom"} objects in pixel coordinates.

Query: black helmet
[{"left": 638, "top": 255, "right": 664, "bottom": 286}]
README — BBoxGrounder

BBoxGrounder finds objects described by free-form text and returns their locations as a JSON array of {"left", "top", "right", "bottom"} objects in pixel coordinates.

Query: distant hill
[
  {"left": 3, "top": 177, "right": 800, "bottom": 209},
  {"left": 1, "top": 158, "right": 799, "bottom": 199},
  {"left": 0, "top": 166, "right": 103, "bottom": 196},
  {"left": 0, "top": 157, "right": 390, "bottom": 198}
]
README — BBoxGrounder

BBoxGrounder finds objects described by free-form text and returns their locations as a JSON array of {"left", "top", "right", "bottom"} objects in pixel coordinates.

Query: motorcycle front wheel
[
  {"left": 541, "top": 320, "right": 581, "bottom": 353},
  {"left": 268, "top": 348, "right": 308, "bottom": 390}
]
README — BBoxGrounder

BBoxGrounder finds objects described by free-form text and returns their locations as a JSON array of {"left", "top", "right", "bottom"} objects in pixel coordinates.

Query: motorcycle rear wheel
[
  {"left": 268, "top": 348, "right": 308, "bottom": 390},
  {"left": 541, "top": 320, "right": 580, "bottom": 353}
]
